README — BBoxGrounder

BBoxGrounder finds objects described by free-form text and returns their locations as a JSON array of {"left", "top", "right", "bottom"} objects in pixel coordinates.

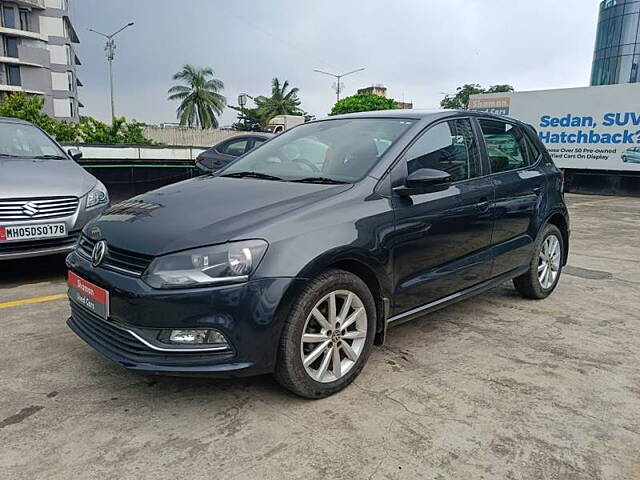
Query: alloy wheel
[
  {"left": 300, "top": 290, "right": 368, "bottom": 383},
  {"left": 538, "top": 234, "right": 562, "bottom": 289}
]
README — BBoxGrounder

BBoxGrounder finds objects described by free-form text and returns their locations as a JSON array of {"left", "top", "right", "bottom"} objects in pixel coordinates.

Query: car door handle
[{"left": 476, "top": 199, "right": 490, "bottom": 212}]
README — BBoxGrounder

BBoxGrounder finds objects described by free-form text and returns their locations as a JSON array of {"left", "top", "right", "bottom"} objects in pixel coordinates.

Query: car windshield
[
  {"left": 0, "top": 123, "right": 66, "bottom": 159},
  {"left": 221, "top": 118, "right": 415, "bottom": 182}
]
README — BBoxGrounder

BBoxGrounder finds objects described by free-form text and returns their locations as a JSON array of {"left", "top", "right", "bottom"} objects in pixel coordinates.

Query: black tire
[
  {"left": 274, "top": 269, "right": 376, "bottom": 399},
  {"left": 513, "top": 224, "right": 564, "bottom": 299}
]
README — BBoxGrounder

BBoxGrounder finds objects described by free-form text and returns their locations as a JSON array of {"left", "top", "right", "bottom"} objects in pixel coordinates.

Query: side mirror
[
  {"left": 393, "top": 168, "right": 452, "bottom": 196},
  {"left": 68, "top": 148, "right": 83, "bottom": 161}
]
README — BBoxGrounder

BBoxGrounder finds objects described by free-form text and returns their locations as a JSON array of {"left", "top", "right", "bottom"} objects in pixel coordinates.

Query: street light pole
[
  {"left": 313, "top": 67, "right": 365, "bottom": 103},
  {"left": 89, "top": 22, "right": 135, "bottom": 123}
]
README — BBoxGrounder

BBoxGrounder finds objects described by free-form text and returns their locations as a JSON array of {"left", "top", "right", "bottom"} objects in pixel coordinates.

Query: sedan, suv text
[{"left": 66, "top": 110, "right": 569, "bottom": 398}]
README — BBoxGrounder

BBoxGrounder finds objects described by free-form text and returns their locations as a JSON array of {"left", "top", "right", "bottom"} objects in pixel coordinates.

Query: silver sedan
[{"left": 0, "top": 118, "right": 109, "bottom": 260}]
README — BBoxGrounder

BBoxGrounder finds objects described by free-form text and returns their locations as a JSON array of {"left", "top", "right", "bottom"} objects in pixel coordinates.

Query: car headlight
[
  {"left": 142, "top": 240, "right": 268, "bottom": 289},
  {"left": 86, "top": 181, "right": 109, "bottom": 209}
]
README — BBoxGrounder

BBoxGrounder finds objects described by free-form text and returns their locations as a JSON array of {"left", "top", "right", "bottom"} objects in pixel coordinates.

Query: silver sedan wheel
[
  {"left": 300, "top": 290, "right": 367, "bottom": 383},
  {"left": 538, "top": 234, "right": 562, "bottom": 289}
]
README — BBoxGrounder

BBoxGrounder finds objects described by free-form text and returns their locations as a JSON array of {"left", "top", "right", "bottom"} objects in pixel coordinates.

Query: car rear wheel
[
  {"left": 274, "top": 269, "right": 376, "bottom": 398},
  {"left": 513, "top": 224, "right": 564, "bottom": 299}
]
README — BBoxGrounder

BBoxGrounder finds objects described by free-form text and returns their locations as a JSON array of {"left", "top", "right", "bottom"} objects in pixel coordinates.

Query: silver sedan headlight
[
  {"left": 86, "top": 181, "right": 109, "bottom": 209},
  {"left": 142, "top": 240, "right": 268, "bottom": 289}
]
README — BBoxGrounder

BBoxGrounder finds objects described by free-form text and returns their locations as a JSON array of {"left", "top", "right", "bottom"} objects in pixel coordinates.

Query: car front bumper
[
  {"left": 66, "top": 251, "right": 305, "bottom": 377},
  {"left": 0, "top": 204, "right": 108, "bottom": 261}
]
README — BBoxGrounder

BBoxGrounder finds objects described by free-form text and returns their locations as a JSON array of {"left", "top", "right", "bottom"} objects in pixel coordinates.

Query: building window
[
  {"left": 5, "top": 64, "right": 21, "bottom": 86},
  {"left": 4, "top": 36, "right": 19, "bottom": 57},
  {"left": 68, "top": 98, "right": 76, "bottom": 118},
  {"left": 65, "top": 44, "right": 72, "bottom": 65},
  {"left": 62, "top": 0, "right": 69, "bottom": 11},
  {"left": 67, "top": 71, "right": 74, "bottom": 91},
  {"left": 19, "top": 9, "right": 29, "bottom": 31},
  {"left": 2, "top": 5, "right": 15, "bottom": 29}
]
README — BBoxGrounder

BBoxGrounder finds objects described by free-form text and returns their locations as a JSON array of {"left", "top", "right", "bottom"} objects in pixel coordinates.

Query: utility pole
[
  {"left": 89, "top": 22, "right": 135, "bottom": 123},
  {"left": 313, "top": 68, "right": 365, "bottom": 103}
]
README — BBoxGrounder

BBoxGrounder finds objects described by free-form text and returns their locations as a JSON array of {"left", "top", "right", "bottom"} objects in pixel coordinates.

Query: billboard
[{"left": 469, "top": 83, "right": 640, "bottom": 171}]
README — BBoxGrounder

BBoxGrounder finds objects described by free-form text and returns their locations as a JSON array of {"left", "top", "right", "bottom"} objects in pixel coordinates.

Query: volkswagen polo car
[
  {"left": 0, "top": 118, "right": 109, "bottom": 261},
  {"left": 66, "top": 110, "right": 569, "bottom": 398}
]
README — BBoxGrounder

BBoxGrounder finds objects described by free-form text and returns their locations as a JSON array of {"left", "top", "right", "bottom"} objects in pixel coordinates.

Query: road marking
[{"left": 0, "top": 293, "right": 66, "bottom": 310}]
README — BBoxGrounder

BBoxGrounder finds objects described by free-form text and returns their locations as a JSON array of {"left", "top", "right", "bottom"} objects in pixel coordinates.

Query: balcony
[{"left": 14, "top": 0, "right": 45, "bottom": 9}]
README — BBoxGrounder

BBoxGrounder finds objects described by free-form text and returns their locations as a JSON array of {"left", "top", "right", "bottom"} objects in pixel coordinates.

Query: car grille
[
  {"left": 69, "top": 304, "right": 229, "bottom": 366},
  {"left": 77, "top": 234, "right": 152, "bottom": 277},
  {"left": 0, "top": 197, "right": 79, "bottom": 222},
  {"left": 0, "top": 232, "right": 80, "bottom": 253}
]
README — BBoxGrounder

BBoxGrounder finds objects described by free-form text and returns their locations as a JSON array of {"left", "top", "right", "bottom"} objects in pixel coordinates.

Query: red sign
[
  {"left": 0, "top": 227, "right": 6, "bottom": 242},
  {"left": 68, "top": 271, "right": 109, "bottom": 318}
]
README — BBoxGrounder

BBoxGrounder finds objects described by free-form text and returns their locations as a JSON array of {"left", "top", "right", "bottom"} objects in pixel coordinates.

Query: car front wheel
[{"left": 275, "top": 269, "right": 376, "bottom": 398}]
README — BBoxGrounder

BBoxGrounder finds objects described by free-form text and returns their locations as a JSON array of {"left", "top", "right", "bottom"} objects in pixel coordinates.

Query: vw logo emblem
[
  {"left": 91, "top": 240, "right": 107, "bottom": 267},
  {"left": 22, "top": 202, "right": 39, "bottom": 217}
]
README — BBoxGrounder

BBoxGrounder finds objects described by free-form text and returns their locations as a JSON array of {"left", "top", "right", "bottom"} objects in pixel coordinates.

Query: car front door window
[{"left": 405, "top": 119, "right": 480, "bottom": 182}]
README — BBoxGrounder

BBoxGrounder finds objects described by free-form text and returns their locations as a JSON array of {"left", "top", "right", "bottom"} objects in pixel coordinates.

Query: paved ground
[{"left": 1, "top": 194, "right": 639, "bottom": 480}]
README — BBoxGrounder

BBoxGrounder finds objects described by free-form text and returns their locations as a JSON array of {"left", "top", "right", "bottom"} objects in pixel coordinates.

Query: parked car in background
[
  {"left": 67, "top": 110, "right": 569, "bottom": 398},
  {"left": 621, "top": 147, "right": 640, "bottom": 164},
  {"left": 195, "top": 133, "right": 273, "bottom": 172},
  {"left": 0, "top": 117, "right": 109, "bottom": 261}
]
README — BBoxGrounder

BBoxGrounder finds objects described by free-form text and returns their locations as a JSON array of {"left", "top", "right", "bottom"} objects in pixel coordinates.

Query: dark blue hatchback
[{"left": 66, "top": 110, "right": 569, "bottom": 398}]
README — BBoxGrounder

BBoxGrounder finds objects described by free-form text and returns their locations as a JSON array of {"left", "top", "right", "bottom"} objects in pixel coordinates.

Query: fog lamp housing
[{"left": 158, "top": 328, "right": 228, "bottom": 347}]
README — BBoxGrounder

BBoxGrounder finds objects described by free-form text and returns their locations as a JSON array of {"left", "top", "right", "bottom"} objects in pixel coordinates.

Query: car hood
[
  {"left": 1, "top": 158, "right": 97, "bottom": 198},
  {"left": 88, "top": 176, "right": 352, "bottom": 256}
]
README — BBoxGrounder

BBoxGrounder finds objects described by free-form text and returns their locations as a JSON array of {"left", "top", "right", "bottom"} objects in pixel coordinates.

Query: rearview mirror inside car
[
  {"left": 68, "top": 148, "right": 83, "bottom": 161},
  {"left": 393, "top": 168, "right": 452, "bottom": 196}
]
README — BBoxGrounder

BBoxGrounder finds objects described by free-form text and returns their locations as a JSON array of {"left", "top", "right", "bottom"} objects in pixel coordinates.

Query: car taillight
[{"left": 195, "top": 155, "right": 203, "bottom": 164}]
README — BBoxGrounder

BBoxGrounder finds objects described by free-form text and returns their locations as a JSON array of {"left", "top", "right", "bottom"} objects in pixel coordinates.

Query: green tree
[
  {"left": 440, "top": 84, "right": 514, "bottom": 110},
  {"left": 0, "top": 92, "right": 155, "bottom": 144},
  {"left": 330, "top": 93, "right": 397, "bottom": 115},
  {"left": 168, "top": 65, "right": 226, "bottom": 129},
  {"left": 254, "top": 78, "right": 303, "bottom": 122},
  {"left": 229, "top": 105, "right": 265, "bottom": 132}
]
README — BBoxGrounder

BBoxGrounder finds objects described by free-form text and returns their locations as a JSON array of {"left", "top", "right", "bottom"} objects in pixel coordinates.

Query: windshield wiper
[
  {"left": 0, "top": 153, "right": 22, "bottom": 158},
  {"left": 221, "top": 171, "right": 284, "bottom": 181},
  {"left": 289, "top": 177, "right": 349, "bottom": 184},
  {"left": 34, "top": 155, "right": 67, "bottom": 160}
]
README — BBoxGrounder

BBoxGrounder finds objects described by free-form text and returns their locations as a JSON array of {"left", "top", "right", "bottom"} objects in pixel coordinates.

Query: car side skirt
[{"left": 386, "top": 265, "right": 529, "bottom": 328}]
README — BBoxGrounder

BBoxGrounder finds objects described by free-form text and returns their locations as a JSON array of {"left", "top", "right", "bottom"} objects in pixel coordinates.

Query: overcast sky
[{"left": 73, "top": 0, "right": 601, "bottom": 126}]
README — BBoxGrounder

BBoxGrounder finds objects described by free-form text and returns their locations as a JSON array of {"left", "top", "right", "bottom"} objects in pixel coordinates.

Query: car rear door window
[
  {"left": 405, "top": 118, "right": 480, "bottom": 182},
  {"left": 221, "top": 139, "right": 249, "bottom": 156},
  {"left": 479, "top": 120, "right": 536, "bottom": 173}
]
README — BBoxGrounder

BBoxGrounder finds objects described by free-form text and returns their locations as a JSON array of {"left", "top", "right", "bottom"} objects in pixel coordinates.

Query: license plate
[
  {"left": 68, "top": 271, "right": 110, "bottom": 319},
  {"left": 0, "top": 223, "right": 66, "bottom": 242}
]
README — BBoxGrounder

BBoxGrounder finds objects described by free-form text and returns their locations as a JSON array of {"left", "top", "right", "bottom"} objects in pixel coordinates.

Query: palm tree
[
  {"left": 255, "top": 78, "right": 303, "bottom": 122},
  {"left": 168, "top": 65, "right": 226, "bottom": 129}
]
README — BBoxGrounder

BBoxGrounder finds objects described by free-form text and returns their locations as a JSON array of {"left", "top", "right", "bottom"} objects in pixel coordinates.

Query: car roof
[
  {"left": 213, "top": 132, "right": 272, "bottom": 143},
  {"left": 319, "top": 109, "right": 528, "bottom": 126},
  {"left": 0, "top": 116, "right": 34, "bottom": 125}
]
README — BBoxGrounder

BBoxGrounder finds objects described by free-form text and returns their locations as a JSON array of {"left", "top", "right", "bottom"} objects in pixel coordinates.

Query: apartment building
[{"left": 0, "top": 0, "right": 81, "bottom": 121}]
